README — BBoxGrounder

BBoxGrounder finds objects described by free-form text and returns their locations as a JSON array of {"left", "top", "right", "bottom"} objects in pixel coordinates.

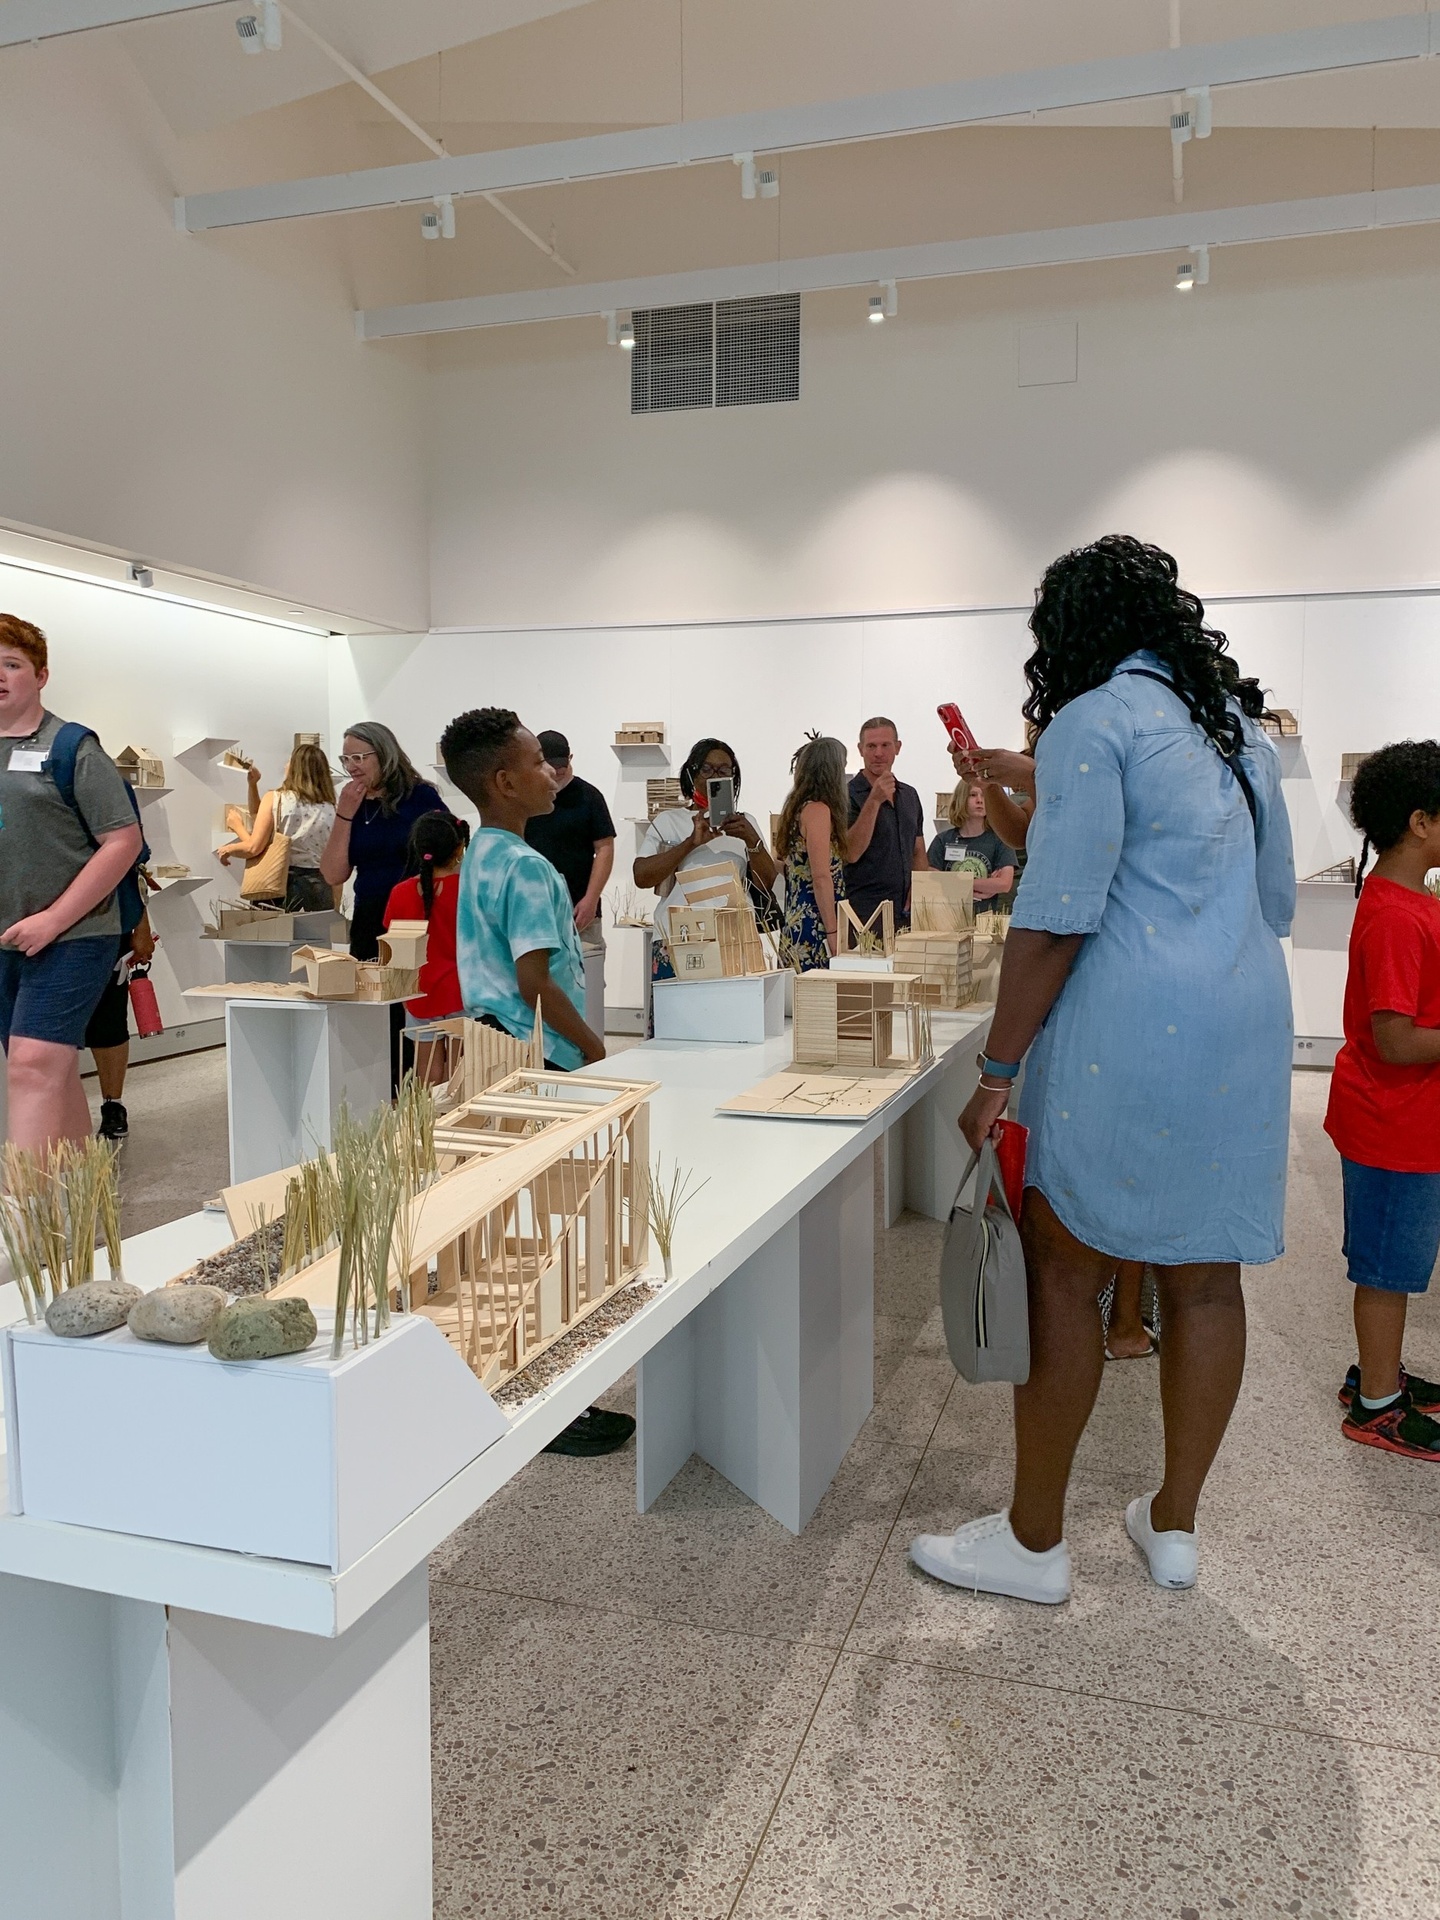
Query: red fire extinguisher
[{"left": 128, "top": 963, "right": 164, "bottom": 1039}]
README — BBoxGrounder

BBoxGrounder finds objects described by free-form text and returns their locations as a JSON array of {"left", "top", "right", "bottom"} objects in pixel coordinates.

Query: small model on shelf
[
  {"left": 113, "top": 745, "right": 165, "bottom": 788},
  {"left": 220, "top": 748, "right": 256, "bottom": 773},
  {"left": 147, "top": 862, "right": 191, "bottom": 881},
  {"left": 1260, "top": 709, "right": 1300, "bottom": 739},
  {"left": 615, "top": 722, "right": 666, "bottom": 746},
  {"left": 645, "top": 776, "right": 685, "bottom": 818},
  {"left": 1302, "top": 856, "right": 1359, "bottom": 885},
  {"left": 1340, "top": 752, "right": 1372, "bottom": 783}
]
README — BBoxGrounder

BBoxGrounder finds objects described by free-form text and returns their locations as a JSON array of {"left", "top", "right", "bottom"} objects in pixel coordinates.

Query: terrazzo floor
[{"left": 427, "top": 1071, "right": 1440, "bottom": 1920}]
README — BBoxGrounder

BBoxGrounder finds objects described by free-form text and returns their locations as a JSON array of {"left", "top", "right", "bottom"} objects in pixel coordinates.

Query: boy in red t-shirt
[{"left": 1325, "top": 741, "right": 1440, "bottom": 1459}]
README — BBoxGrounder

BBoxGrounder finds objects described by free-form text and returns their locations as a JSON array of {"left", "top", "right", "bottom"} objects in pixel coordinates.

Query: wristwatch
[{"left": 977, "top": 1053, "right": 1021, "bottom": 1081}]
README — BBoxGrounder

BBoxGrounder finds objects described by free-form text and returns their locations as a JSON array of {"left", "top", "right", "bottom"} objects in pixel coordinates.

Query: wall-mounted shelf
[
  {"left": 611, "top": 742, "right": 670, "bottom": 766},
  {"left": 148, "top": 876, "right": 210, "bottom": 900},
  {"left": 173, "top": 734, "right": 238, "bottom": 767},
  {"left": 133, "top": 785, "right": 173, "bottom": 805}
]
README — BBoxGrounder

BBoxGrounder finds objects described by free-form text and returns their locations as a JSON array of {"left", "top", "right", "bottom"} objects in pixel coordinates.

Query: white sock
[{"left": 1359, "top": 1389, "right": 1402, "bottom": 1411}]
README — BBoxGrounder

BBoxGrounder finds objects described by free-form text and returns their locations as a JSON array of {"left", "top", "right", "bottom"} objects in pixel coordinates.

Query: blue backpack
[{"left": 46, "top": 722, "right": 150, "bottom": 935}]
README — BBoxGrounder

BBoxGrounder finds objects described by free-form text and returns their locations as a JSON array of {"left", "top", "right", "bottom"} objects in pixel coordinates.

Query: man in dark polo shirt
[
  {"left": 523, "top": 730, "right": 616, "bottom": 1037},
  {"left": 844, "top": 715, "right": 927, "bottom": 926}
]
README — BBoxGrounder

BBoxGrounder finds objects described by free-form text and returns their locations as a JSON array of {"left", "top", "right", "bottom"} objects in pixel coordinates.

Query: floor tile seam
[
  {"left": 721, "top": 1374, "right": 964, "bottom": 1919},
  {"left": 429, "top": 1570, "right": 850, "bottom": 1655},
  {"left": 829, "top": 1645, "right": 1440, "bottom": 1759}
]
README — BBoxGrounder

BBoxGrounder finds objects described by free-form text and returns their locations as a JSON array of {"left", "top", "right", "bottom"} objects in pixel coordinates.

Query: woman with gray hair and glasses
[{"left": 320, "top": 721, "right": 445, "bottom": 963}]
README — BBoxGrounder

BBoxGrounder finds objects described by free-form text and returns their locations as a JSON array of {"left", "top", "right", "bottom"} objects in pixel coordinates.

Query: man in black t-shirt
[
  {"left": 524, "top": 731, "right": 617, "bottom": 1037},
  {"left": 844, "top": 716, "right": 928, "bottom": 926}
]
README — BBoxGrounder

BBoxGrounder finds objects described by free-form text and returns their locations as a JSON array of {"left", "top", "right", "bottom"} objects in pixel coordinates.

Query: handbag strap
[
  {"left": 951, "top": 1140, "right": 1011, "bottom": 1224},
  {"left": 1119, "top": 667, "right": 1257, "bottom": 828}
]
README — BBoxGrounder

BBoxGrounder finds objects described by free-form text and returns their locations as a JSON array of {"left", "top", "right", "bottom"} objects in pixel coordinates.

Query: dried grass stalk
[
  {"left": 646, "top": 1156, "right": 707, "bottom": 1282},
  {"left": 0, "top": 1139, "right": 122, "bottom": 1321}
]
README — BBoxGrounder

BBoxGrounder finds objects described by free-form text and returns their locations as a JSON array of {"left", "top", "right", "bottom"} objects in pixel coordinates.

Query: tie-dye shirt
[{"left": 455, "top": 826, "right": 586, "bottom": 1070}]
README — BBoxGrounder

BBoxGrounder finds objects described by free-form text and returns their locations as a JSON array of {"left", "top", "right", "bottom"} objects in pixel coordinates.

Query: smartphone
[
  {"left": 938, "top": 702, "right": 979, "bottom": 755},
  {"left": 706, "top": 775, "right": 736, "bottom": 828}
]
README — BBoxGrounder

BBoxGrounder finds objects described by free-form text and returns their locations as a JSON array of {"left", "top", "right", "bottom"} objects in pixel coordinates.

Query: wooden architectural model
[
  {"left": 1261, "top": 709, "right": 1299, "bottom": 738},
  {"left": 1303, "top": 857, "right": 1359, "bottom": 884},
  {"left": 615, "top": 722, "right": 666, "bottom": 745},
  {"left": 792, "top": 971, "right": 930, "bottom": 1072},
  {"left": 377, "top": 921, "right": 428, "bottom": 971},
  {"left": 892, "top": 931, "right": 976, "bottom": 1009},
  {"left": 910, "top": 868, "right": 974, "bottom": 933},
  {"left": 645, "top": 776, "right": 685, "bottom": 818},
  {"left": 668, "top": 903, "right": 768, "bottom": 980},
  {"left": 837, "top": 899, "right": 895, "bottom": 956},
  {"left": 290, "top": 947, "right": 358, "bottom": 998},
  {"left": 1340, "top": 752, "right": 1370, "bottom": 782},
  {"left": 204, "top": 901, "right": 295, "bottom": 941},
  {"left": 268, "top": 1070, "right": 658, "bottom": 1391},
  {"left": 114, "top": 745, "right": 165, "bottom": 787}
]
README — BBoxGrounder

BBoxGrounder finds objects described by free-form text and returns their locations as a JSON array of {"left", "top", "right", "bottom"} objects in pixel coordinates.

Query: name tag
[{"left": 9, "top": 750, "right": 46, "bottom": 773}]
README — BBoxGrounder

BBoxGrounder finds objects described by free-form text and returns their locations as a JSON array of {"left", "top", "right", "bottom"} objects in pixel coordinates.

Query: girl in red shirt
[
  {"left": 1325, "top": 741, "right": 1440, "bottom": 1459},
  {"left": 384, "top": 812, "right": 468, "bottom": 1041}
]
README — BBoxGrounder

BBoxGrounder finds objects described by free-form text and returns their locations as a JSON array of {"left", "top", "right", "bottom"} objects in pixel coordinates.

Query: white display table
[{"left": 0, "top": 1002, "right": 989, "bottom": 1919}]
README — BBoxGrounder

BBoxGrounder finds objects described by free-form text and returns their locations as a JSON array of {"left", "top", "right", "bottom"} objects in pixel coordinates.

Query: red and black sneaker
[
  {"left": 1342, "top": 1387, "right": 1440, "bottom": 1461},
  {"left": 1338, "top": 1364, "right": 1440, "bottom": 1415}
]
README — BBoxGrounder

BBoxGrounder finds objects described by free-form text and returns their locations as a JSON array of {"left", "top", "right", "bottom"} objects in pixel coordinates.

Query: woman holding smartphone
[{"left": 633, "top": 736, "right": 777, "bottom": 982}]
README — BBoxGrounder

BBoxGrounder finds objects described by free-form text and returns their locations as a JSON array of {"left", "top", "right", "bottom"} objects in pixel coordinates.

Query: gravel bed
[
  {"left": 492, "top": 1278, "right": 663, "bottom": 1409},
  {"left": 173, "top": 1218, "right": 287, "bottom": 1297}
]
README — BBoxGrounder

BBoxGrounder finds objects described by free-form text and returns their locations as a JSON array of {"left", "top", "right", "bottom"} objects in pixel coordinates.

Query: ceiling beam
[
  {"left": 178, "top": 13, "right": 1439, "bottom": 234},
  {"left": 0, "top": 0, "right": 222, "bottom": 46},
  {"left": 356, "top": 180, "right": 1440, "bottom": 338}
]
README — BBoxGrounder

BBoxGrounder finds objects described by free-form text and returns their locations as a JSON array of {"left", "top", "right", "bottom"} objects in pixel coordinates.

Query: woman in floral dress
[{"left": 775, "top": 734, "right": 851, "bottom": 970}]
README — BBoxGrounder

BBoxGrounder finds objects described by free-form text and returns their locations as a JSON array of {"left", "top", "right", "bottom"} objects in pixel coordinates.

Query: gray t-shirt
[
  {"left": 0, "top": 713, "right": 136, "bottom": 941},
  {"left": 927, "top": 825, "right": 1016, "bottom": 876}
]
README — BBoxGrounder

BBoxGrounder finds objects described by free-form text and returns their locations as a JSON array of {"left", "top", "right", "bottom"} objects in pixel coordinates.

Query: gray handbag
[{"left": 940, "top": 1139, "right": 1031, "bottom": 1385}]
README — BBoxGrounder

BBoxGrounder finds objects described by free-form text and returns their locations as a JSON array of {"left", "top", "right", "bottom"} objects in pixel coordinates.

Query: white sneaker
[
  {"left": 909, "top": 1510, "right": 1071, "bottom": 1604},
  {"left": 1125, "top": 1493, "right": 1198, "bottom": 1589}
]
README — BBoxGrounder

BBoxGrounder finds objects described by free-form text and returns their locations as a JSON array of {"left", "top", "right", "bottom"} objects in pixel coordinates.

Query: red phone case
[{"left": 938, "top": 702, "right": 979, "bottom": 755}]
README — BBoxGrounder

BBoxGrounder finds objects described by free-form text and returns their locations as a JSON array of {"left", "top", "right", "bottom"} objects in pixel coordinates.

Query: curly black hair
[
  {"left": 438, "top": 707, "right": 521, "bottom": 802},
  {"left": 1022, "top": 535, "right": 1266, "bottom": 758},
  {"left": 679, "top": 737, "right": 741, "bottom": 802},
  {"left": 1349, "top": 741, "right": 1440, "bottom": 890}
]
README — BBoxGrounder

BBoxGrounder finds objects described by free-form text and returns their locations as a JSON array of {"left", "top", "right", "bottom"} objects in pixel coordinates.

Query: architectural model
[
  {"left": 1302, "top": 856, "right": 1359, "bottom": 884},
  {"left": 267, "top": 1070, "right": 659, "bottom": 1391},
  {"left": 791, "top": 971, "right": 931, "bottom": 1071},
  {"left": 893, "top": 930, "right": 976, "bottom": 1009},
  {"left": 645, "top": 776, "right": 684, "bottom": 817},
  {"left": 1340, "top": 752, "right": 1370, "bottom": 782},
  {"left": 669, "top": 902, "right": 768, "bottom": 979},
  {"left": 837, "top": 899, "right": 895, "bottom": 956},
  {"left": 1261, "top": 708, "right": 1300, "bottom": 738},
  {"left": 719, "top": 1072, "right": 927, "bottom": 1122},
  {"left": 615, "top": 721, "right": 666, "bottom": 745},
  {"left": 910, "top": 868, "right": 974, "bottom": 933},
  {"left": 114, "top": 745, "right": 165, "bottom": 787}
]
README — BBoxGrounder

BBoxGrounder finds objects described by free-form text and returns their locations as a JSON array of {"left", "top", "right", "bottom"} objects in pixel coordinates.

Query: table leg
[
  {"left": 634, "top": 1148, "right": 874, "bottom": 1534},
  {"left": 0, "top": 1564, "right": 433, "bottom": 1920}
]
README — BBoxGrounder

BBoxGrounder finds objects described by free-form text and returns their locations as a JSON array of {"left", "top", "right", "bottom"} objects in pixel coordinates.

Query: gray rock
[
  {"left": 129, "top": 1285, "right": 228, "bottom": 1345},
  {"left": 45, "top": 1279, "right": 143, "bottom": 1339},
  {"left": 207, "top": 1296, "right": 317, "bottom": 1362}
]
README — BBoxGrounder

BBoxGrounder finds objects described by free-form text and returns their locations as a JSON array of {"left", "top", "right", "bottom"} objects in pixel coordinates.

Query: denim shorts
[
  {"left": 1341, "top": 1156, "right": 1440, "bottom": 1294},
  {"left": 0, "top": 935, "right": 119, "bottom": 1049}
]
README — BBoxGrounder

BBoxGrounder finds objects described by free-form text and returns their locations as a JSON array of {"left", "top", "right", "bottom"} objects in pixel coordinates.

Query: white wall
[
  {"left": 4, "top": 560, "right": 332, "bottom": 1030},
  {"left": 427, "top": 235, "right": 1440, "bottom": 631},
  {"left": 0, "top": 36, "right": 429, "bottom": 631}
]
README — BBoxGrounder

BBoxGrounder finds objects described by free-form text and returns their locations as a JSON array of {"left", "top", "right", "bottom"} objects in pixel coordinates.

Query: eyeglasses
[{"left": 339, "top": 750, "right": 377, "bottom": 767}]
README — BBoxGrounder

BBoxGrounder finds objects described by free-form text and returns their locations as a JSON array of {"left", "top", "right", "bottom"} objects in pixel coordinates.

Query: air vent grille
[
  {"left": 631, "top": 303, "right": 714, "bottom": 413},
  {"left": 716, "top": 294, "right": 800, "bottom": 408},
  {"left": 630, "top": 295, "right": 800, "bottom": 413}
]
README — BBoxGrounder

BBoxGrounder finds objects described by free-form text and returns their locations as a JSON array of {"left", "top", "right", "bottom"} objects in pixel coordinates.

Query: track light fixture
[
  {"left": 1170, "top": 85, "right": 1213, "bottom": 147},
  {"left": 235, "top": 0, "right": 281, "bottom": 54},
  {"left": 127, "top": 564, "right": 154, "bottom": 589},
  {"left": 733, "top": 154, "right": 778, "bottom": 201},
  {"left": 618, "top": 319, "right": 636, "bottom": 351},
  {"left": 868, "top": 280, "right": 898, "bottom": 324},
  {"left": 420, "top": 195, "right": 455, "bottom": 241},
  {"left": 1175, "top": 244, "right": 1210, "bottom": 291}
]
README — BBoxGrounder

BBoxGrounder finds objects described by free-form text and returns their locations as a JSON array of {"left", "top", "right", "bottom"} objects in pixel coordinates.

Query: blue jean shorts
[
  {"left": 1341, "top": 1156, "right": 1440, "bottom": 1294},
  {"left": 0, "top": 935, "right": 118, "bottom": 1049}
]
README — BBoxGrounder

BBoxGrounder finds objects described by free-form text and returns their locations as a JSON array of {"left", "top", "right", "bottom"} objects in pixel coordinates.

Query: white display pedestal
[
  {"left": 224, "top": 996, "right": 394, "bottom": 1182},
  {"left": 652, "top": 972, "right": 786, "bottom": 1044},
  {"left": 634, "top": 1148, "right": 873, "bottom": 1533},
  {"left": 583, "top": 941, "right": 606, "bottom": 1039},
  {"left": 0, "top": 1561, "right": 432, "bottom": 1920}
]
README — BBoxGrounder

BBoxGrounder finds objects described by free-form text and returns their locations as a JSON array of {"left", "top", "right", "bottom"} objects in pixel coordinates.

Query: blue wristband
[{"left": 978, "top": 1053, "right": 1020, "bottom": 1081}]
